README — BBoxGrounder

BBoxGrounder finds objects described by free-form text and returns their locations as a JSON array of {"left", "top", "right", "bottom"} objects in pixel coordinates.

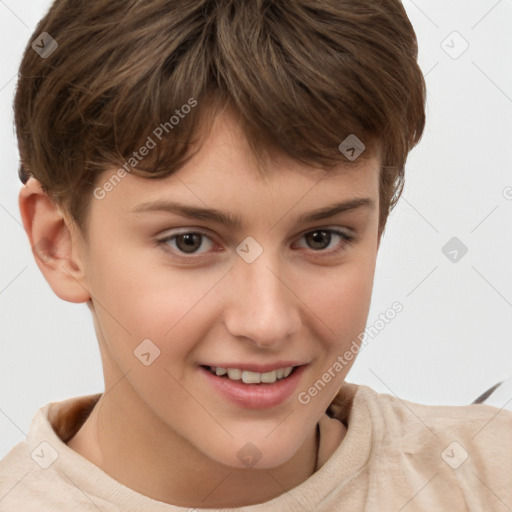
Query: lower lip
[{"left": 199, "top": 365, "right": 306, "bottom": 409}]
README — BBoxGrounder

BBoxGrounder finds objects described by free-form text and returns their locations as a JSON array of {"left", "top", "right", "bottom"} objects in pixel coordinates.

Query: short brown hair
[{"left": 14, "top": 0, "right": 426, "bottom": 239}]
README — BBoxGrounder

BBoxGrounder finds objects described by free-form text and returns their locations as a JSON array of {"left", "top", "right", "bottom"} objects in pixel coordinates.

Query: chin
[{"left": 202, "top": 436, "right": 302, "bottom": 470}]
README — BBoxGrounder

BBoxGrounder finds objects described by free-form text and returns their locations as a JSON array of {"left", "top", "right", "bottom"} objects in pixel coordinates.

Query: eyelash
[{"left": 155, "top": 228, "right": 356, "bottom": 261}]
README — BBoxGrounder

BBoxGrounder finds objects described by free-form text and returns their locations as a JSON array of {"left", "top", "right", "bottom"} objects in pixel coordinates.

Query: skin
[{"left": 19, "top": 107, "right": 382, "bottom": 508}]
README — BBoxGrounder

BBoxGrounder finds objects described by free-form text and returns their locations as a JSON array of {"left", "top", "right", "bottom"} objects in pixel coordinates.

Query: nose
[{"left": 223, "top": 247, "right": 302, "bottom": 350}]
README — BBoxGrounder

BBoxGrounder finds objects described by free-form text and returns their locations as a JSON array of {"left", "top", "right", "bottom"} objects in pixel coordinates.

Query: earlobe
[{"left": 18, "top": 177, "right": 91, "bottom": 304}]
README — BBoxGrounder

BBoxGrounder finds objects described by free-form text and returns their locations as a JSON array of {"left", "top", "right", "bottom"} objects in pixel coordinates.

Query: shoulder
[
  {"left": 0, "top": 394, "right": 102, "bottom": 511},
  {"left": 330, "top": 382, "right": 511, "bottom": 475},
  {"left": 329, "top": 381, "right": 512, "bottom": 439},
  {"left": 342, "top": 384, "right": 512, "bottom": 508},
  {"left": 356, "top": 384, "right": 512, "bottom": 484},
  {"left": 0, "top": 440, "right": 48, "bottom": 510},
  {"left": 358, "top": 383, "right": 512, "bottom": 435}
]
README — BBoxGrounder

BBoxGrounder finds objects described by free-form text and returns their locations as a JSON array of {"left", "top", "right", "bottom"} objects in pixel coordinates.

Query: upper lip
[{"left": 200, "top": 362, "right": 307, "bottom": 373}]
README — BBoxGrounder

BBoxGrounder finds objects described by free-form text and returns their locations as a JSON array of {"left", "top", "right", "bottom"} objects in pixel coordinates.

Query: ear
[{"left": 18, "top": 177, "right": 91, "bottom": 303}]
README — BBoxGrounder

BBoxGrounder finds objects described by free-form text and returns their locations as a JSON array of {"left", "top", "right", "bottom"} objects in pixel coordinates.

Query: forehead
[
  {"left": 92, "top": 108, "right": 380, "bottom": 219},
  {"left": 98, "top": 156, "right": 379, "bottom": 222}
]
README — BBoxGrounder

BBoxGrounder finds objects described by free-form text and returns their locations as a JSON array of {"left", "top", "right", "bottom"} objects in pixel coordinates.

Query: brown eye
[
  {"left": 304, "top": 230, "right": 333, "bottom": 251},
  {"left": 175, "top": 233, "right": 203, "bottom": 253},
  {"left": 158, "top": 231, "right": 215, "bottom": 256},
  {"left": 295, "top": 228, "right": 354, "bottom": 256}
]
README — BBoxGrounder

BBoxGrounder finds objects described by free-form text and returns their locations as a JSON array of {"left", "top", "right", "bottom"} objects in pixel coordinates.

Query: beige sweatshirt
[{"left": 0, "top": 382, "right": 510, "bottom": 511}]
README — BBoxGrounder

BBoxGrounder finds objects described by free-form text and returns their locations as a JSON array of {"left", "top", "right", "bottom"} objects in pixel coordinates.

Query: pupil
[
  {"left": 177, "top": 233, "right": 201, "bottom": 253},
  {"left": 308, "top": 230, "right": 330, "bottom": 250}
]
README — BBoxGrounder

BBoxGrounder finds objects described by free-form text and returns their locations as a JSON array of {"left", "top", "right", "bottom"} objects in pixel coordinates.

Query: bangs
[{"left": 15, "top": 0, "right": 425, "bottom": 237}]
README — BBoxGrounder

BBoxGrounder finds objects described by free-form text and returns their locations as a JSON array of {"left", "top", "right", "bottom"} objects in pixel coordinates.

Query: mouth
[
  {"left": 198, "top": 363, "right": 307, "bottom": 409},
  {"left": 200, "top": 364, "right": 299, "bottom": 384}
]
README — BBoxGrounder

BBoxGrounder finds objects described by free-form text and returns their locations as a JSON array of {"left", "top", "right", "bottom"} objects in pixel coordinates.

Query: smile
[
  {"left": 205, "top": 365, "right": 296, "bottom": 384},
  {"left": 199, "top": 364, "right": 307, "bottom": 409}
]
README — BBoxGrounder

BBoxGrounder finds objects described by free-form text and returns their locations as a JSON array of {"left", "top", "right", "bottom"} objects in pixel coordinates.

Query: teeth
[
  {"left": 227, "top": 368, "right": 242, "bottom": 380},
  {"left": 260, "top": 370, "right": 277, "bottom": 383},
  {"left": 210, "top": 365, "right": 294, "bottom": 383},
  {"left": 242, "top": 371, "right": 260, "bottom": 384}
]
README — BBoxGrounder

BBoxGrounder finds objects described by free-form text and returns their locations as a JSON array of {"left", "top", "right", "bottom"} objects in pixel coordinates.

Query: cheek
[
  {"left": 308, "top": 256, "right": 376, "bottom": 343},
  {"left": 85, "top": 241, "right": 222, "bottom": 363},
  {"left": 294, "top": 258, "right": 376, "bottom": 410},
  {"left": 86, "top": 239, "right": 178, "bottom": 329}
]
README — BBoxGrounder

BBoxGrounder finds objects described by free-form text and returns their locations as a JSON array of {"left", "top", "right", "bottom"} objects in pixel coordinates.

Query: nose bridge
[{"left": 225, "top": 241, "right": 301, "bottom": 346}]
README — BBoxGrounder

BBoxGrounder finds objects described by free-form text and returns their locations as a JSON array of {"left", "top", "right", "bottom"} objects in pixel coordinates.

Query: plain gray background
[{"left": 1, "top": 1, "right": 512, "bottom": 458}]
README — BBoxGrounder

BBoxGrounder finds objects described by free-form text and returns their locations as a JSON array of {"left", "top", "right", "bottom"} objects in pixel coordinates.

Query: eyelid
[
  {"left": 158, "top": 227, "right": 213, "bottom": 238},
  {"left": 296, "top": 224, "right": 355, "bottom": 239}
]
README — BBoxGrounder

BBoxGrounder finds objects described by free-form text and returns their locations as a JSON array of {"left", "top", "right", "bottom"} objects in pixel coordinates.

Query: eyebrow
[{"left": 130, "top": 197, "right": 374, "bottom": 230}]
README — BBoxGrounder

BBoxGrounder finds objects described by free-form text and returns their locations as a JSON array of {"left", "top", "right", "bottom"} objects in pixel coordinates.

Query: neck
[{"left": 67, "top": 388, "right": 326, "bottom": 508}]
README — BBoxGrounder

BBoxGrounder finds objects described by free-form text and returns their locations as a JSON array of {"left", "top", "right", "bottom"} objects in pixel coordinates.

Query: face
[{"left": 76, "top": 108, "right": 381, "bottom": 469}]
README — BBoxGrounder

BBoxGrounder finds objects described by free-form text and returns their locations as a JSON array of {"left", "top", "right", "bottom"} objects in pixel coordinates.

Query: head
[{"left": 16, "top": 0, "right": 425, "bottom": 468}]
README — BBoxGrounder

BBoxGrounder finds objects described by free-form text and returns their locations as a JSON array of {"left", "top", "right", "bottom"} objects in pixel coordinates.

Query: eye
[
  {"left": 294, "top": 229, "right": 355, "bottom": 255},
  {"left": 157, "top": 230, "right": 214, "bottom": 256},
  {"left": 156, "top": 227, "right": 355, "bottom": 260}
]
